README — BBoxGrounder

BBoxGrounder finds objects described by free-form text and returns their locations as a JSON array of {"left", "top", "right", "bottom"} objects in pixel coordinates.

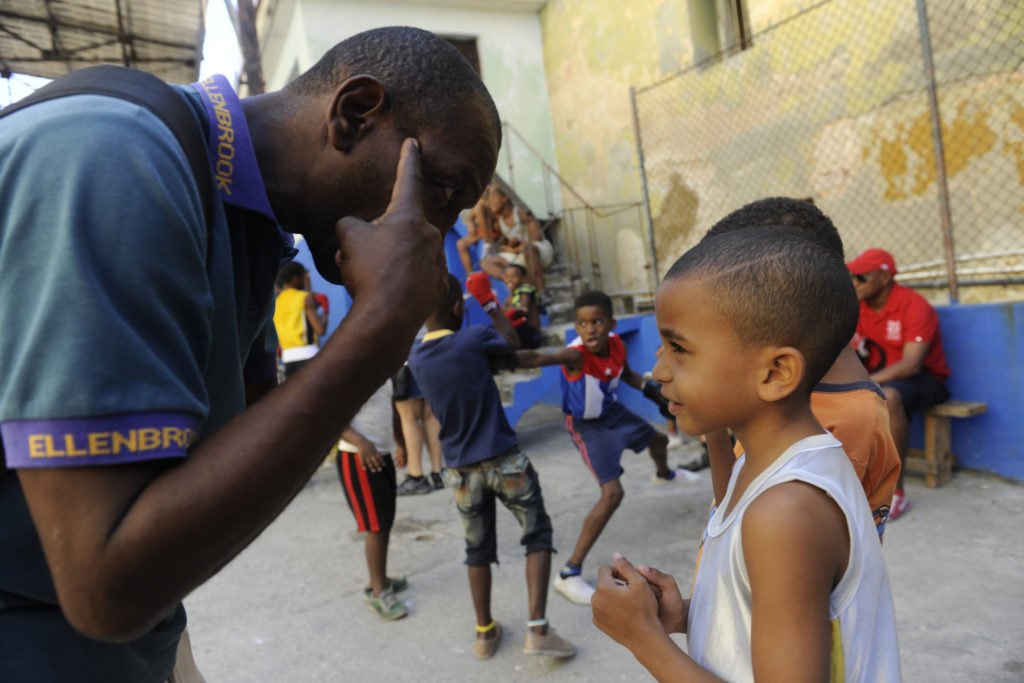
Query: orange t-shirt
[{"left": 734, "top": 381, "right": 901, "bottom": 535}]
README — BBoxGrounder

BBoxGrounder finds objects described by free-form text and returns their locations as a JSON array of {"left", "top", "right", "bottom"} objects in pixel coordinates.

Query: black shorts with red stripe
[{"left": 336, "top": 451, "right": 397, "bottom": 533}]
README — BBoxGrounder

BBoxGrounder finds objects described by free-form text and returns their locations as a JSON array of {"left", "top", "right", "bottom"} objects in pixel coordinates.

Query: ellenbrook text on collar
[
  {"left": 195, "top": 75, "right": 236, "bottom": 195},
  {"left": 189, "top": 73, "right": 278, "bottom": 223}
]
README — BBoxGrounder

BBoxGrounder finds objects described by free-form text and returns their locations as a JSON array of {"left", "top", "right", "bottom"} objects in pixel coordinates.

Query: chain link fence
[{"left": 633, "top": 0, "right": 1024, "bottom": 304}]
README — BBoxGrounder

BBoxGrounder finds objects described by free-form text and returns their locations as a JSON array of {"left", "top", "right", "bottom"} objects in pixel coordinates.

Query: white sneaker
[
  {"left": 553, "top": 574, "right": 595, "bottom": 605},
  {"left": 652, "top": 467, "right": 701, "bottom": 487},
  {"left": 667, "top": 432, "right": 685, "bottom": 449}
]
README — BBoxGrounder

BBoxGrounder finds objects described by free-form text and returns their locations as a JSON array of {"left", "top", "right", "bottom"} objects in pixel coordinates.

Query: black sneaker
[
  {"left": 431, "top": 472, "right": 445, "bottom": 490},
  {"left": 396, "top": 476, "right": 432, "bottom": 496}
]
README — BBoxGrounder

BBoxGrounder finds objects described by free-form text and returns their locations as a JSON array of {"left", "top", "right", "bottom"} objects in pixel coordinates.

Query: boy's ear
[
  {"left": 755, "top": 346, "right": 806, "bottom": 403},
  {"left": 609, "top": 317, "right": 617, "bottom": 332},
  {"left": 327, "top": 75, "right": 388, "bottom": 153}
]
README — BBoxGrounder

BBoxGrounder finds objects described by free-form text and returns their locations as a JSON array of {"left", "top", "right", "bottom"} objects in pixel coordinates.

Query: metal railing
[{"left": 501, "top": 121, "right": 654, "bottom": 303}]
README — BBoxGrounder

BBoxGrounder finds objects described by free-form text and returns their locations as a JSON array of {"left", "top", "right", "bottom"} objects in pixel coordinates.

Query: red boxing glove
[
  {"left": 465, "top": 273, "right": 498, "bottom": 313},
  {"left": 505, "top": 308, "right": 526, "bottom": 328},
  {"left": 312, "top": 292, "right": 329, "bottom": 315}
]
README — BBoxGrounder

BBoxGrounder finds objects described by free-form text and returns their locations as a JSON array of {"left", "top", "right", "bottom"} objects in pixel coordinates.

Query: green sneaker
[
  {"left": 363, "top": 587, "right": 408, "bottom": 620},
  {"left": 365, "top": 576, "right": 408, "bottom": 594}
]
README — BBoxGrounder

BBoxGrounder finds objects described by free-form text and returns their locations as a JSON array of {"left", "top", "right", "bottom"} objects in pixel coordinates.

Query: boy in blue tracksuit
[{"left": 515, "top": 290, "right": 699, "bottom": 605}]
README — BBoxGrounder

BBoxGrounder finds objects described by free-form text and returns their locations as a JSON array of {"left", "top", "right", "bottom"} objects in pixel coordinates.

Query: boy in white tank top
[{"left": 590, "top": 219, "right": 901, "bottom": 681}]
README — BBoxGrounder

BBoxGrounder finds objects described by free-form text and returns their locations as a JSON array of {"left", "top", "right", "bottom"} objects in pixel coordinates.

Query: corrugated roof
[{"left": 0, "top": 0, "right": 205, "bottom": 84}]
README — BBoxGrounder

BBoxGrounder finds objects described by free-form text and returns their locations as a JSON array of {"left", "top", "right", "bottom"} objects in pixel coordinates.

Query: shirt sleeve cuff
[{"left": 2, "top": 412, "right": 201, "bottom": 468}]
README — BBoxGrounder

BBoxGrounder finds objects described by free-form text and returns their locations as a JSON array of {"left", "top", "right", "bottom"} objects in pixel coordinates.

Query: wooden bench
[{"left": 905, "top": 400, "right": 987, "bottom": 488}]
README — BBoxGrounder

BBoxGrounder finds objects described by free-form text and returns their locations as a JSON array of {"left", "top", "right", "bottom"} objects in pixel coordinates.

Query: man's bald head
[{"left": 287, "top": 26, "right": 501, "bottom": 147}]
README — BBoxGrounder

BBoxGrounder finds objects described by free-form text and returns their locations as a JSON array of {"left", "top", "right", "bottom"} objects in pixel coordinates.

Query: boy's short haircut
[
  {"left": 437, "top": 273, "right": 464, "bottom": 312},
  {"left": 665, "top": 226, "right": 858, "bottom": 392},
  {"left": 701, "top": 197, "right": 844, "bottom": 261},
  {"left": 504, "top": 263, "right": 528, "bottom": 277},
  {"left": 574, "top": 290, "right": 613, "bottom": 318},
  {"left": 277, "top": 261, "right": 307, "bottom": 286}
]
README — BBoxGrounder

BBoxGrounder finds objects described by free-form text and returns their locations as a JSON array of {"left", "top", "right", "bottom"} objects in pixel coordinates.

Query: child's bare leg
[
  {"left": 479, "top": 255, "right": 507, "bottom": 279},
  {"left": 423, "top": 403, "right": 444, "bottom": 475},
  {"left": 647, "top": 432, "right": 671, "bottom": 478},
  {"left": 365, "top": 530, "right": 389, "bottom": 597},
  {"left": 526, "top": 243, "right": 545, "bottom": 292},
  {"left": 396, "top": 398, "right": 425, "bottom": 477},
  {"left": 567, "top": 479, "right": 624, "bottom": 567},
  {"left": 525, "top": 549, "right": 551, "bottom": 632},
  {"left": 468, "top": 564, "right": 496, "bottom": 639}
]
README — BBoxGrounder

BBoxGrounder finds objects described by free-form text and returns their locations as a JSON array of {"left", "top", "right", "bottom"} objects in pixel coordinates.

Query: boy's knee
[
  {"left": 650, "top": 432, "right": 669, "bottom": 450},
  {"left": 601, "top": 485, "right": 624, "bottom": 509}
]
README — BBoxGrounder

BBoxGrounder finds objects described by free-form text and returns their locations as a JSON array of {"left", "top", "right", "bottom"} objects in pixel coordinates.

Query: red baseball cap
[{"left": 846, "top": 248, "right": 897, "bottom": 275}]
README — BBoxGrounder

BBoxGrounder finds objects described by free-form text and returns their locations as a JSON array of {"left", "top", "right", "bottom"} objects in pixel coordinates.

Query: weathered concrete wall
[
  {"left": 540, "top": 0, "right": 1024, "bottom": 303},
  {"left": 539, "top": 0, "right": 691, "bottom": 206},
  {"left": 255, "top": 0, "right": 559, "bottom": 216}
]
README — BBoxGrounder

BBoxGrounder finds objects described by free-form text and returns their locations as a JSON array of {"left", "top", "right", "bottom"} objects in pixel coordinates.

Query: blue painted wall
[
  {"left": 508, "top": 303, "right": 1024, "bottom": 482},
  {"left": 907, "top": 300, "right": 1023, "bottom": 481}
]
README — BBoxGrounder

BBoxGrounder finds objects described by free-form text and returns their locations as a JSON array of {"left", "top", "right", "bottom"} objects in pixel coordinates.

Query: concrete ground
[{"left": 186, "top": 404, "right": 1024, "bottom": 682}]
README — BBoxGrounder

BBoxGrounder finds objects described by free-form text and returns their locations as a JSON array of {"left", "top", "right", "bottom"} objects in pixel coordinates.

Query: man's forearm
[
  {"left": 18, "top": 295, "right": 421, "bottom": 641},
  {"left": 871, "top": 358, "right": 921, "bottom": 384}
]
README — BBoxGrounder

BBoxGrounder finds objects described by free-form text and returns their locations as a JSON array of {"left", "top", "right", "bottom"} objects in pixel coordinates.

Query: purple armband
[{"left": 2, "top": 413, "right": 201, "bottom": 468}]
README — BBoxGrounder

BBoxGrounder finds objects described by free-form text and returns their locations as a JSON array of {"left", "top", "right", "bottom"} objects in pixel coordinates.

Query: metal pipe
[
  {"left": 630, "top": 85, "right": 659, "bottom": 294},
  {"left": 586, "top": 210, "right": 602, "bottom": 291},
  {"left": 907, "top": 277, "right": 1024, "bottom": 290},
  {"left": 916, "top": 0, "right": 959, "bottom": 303}
]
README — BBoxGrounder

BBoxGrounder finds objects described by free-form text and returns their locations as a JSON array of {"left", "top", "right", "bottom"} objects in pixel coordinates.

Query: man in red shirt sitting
[{"left": 848, "top": 248, "right": 950, "bottom": 520}]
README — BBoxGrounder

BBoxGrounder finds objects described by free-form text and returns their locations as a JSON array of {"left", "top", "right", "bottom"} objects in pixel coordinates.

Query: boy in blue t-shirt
[
  {"left": 407, "top": 273, "right": 575, "bottom": 661},
  {"left": 515, "top": 290, "right": 700, "bottom": 606}
]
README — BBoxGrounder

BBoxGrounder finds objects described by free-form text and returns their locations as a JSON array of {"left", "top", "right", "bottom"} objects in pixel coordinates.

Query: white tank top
[
  {"left": 688, "top": 433, "right": 902, "bottom": 682},
  {"left": 337, "top": 380, "right": 394, "bottom": 453},
  {"left": 497, "top": 208, "right": 529, "bottom": 244}
]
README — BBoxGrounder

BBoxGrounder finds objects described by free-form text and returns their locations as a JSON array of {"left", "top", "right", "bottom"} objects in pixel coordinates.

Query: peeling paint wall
[
  {"left": 539, "top": 0, "right": 688, "bottom": 206},
  {"left": 541, "top": 0, "right": 1024, "bottom": 302}
]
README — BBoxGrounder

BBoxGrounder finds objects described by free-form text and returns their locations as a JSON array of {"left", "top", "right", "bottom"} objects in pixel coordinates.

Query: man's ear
[
  {"left": 756, "top": 346, "right": 806, "bottom": 403},
  {"left": 327, "top": 75, "right": 387, "bottom": 153}
]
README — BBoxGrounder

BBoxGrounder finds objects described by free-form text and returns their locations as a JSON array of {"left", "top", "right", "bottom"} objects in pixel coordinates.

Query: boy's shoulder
[{"left": 418, "top": 324, "right": 507, "bottom": 354}]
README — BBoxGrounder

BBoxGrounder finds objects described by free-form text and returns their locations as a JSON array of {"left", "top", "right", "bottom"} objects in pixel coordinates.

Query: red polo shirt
[{"left": 857, "top": 282, "right": 950, "bottom": 380}]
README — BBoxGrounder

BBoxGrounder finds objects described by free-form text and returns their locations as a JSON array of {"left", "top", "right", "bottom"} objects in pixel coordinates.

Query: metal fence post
[
  {"left": 630, "top": 86, "right": 660, "bottom": 294},
  {"left": 916, "top": 0, "right": 959, "bottom": 304}
]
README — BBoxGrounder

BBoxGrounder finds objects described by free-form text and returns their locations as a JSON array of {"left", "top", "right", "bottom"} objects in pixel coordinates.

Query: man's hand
[{"left": 333, "top": 138, "right": 447, "bottom": 326}]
